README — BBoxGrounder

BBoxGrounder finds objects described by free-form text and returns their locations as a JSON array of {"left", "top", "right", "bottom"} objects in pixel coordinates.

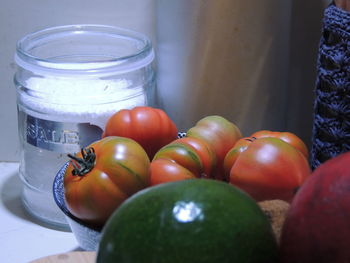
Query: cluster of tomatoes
[{"left": 63, "top": 106, "right": 311, "bottom": 226}]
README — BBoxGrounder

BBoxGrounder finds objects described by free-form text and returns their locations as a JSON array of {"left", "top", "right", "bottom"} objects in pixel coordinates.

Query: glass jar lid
[{"left": 15, "top": 24, "right": 154, "bottom": 76}]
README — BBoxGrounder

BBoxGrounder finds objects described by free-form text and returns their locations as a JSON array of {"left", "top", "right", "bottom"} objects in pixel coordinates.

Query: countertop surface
[{"left": 0, "top": 162, "right": 80, "bottom": 263}]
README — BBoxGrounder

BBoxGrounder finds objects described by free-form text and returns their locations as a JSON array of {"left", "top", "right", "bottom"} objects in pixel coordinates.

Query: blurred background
[{"left": 1, "top": 0, "right": 329, "bottom": 162}]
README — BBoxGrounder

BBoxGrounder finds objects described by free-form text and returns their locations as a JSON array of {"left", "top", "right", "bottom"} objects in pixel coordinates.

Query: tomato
[
  {"left": 102, "top": 106, "right": 178, "bottom": 159},
  {"left": 64, "top": 136, "right": 150, "bottom": 226},
  {"left": 186, "top": 115, "right": 242, "bottom": 180},
  {"left": 250, "top": 130, "right": 309, "bottom": 159},
  {"left": 153, "top": 140, "right": 203, "bottom": 178},
  {"left": 224, "top": 131, "right": 309, "bottom": 179},
  {"left": 152, "top": 137, "right": 216, "bottom": 181},
  {"left": 150, "top": 159, "right": 196, "bottom": 186},
  {"left": 226, "top": 137, "right": 311, "bottom": 203},
  {"left": 175, "top": 137, "right": 217, "bottom": 177},
  {"left": 223, "top": 137, "right": 253, "bottom": 179}
]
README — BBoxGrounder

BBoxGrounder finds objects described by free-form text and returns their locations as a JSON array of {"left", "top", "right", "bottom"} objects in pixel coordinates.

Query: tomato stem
[{"left": 67, "top": 147, "right": 96, "bottom": 176}]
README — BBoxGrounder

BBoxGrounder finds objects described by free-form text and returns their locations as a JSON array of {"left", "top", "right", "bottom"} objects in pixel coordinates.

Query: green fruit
[{"left": 97, "top": 179, "right": 278, "bottom": 263}]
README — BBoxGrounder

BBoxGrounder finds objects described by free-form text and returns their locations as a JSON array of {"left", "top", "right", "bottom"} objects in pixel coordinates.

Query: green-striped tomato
[
  {"left": 223, "top": 137, "right": 252, "bottom": 180},
  {"left": 152, "top": 139, "right": 204, "bottom": 178},
  {"left": 150, "top": 159, "right": 196, "bottom": 186},
  {"left": 187, "top": 115, "right": 242, "bottom": 181},
  {"left": 64, "top": 136, "right": 150, "bottom": 226},
  {"left": 226, "top": 137, "right": 311, "bottom": 202},
  {"left": 224, "top": 131, "right": 309, "bottom": 181},
  {"left": 250, "top": 130, "right": 309, "bottom": 159},
  {"left": 151, "top": 137, "right": 216, "bottom": 185}
]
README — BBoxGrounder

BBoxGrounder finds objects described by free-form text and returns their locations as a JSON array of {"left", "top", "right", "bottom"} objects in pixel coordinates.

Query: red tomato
[
  {"left": 102, "top": 106, "right": 178, "bottom": 159},
  {"left": 186, "top": 115, "right": 242, "bottom": 180},
  {"left": 64, "top": 136, "right": 150, "bottom": 226},
  {"left": 227, "top": 137, "right": 311, "bottom": 203},
  {"left": 250, "top": 130, "right": 309, "bottom": 159},
  {"left": 150, "top": 159, "right": 196, "bottom": 186}
]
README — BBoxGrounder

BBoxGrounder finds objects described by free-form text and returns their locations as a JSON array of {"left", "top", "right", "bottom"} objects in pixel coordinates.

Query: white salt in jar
[{"left": 14, "top": 25, "right": 155, "bottom": 229}]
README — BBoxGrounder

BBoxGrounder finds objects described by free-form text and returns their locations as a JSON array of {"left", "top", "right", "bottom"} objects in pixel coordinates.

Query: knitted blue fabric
[{"left": 311, "top": 3, "right": 350, "bottom": 170}]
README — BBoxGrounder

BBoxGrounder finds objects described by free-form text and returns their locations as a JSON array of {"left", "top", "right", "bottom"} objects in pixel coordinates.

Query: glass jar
[{"left": 14, "top": 24, "right": 155, "bottom": 229}]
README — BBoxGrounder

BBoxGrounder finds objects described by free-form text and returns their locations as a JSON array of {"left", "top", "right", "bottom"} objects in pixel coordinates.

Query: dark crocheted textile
[{"left": 311, "top": 3, "right": 350, "bottom": 170}]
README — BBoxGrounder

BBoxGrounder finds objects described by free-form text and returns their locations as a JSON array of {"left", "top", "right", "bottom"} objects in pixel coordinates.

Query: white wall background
[{"left": 0, "top": 0, "right": 328, "bottom": 161}]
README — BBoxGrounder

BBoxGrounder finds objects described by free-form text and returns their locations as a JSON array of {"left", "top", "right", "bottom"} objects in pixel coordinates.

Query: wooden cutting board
[{"left": 29, "top": 252, "right": 96, "bottom": 263}]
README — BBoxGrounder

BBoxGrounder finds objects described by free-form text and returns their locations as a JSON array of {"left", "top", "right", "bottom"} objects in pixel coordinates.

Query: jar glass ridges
[{"left": 14, "top": 25, "right": 155, "bottom": 229}]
